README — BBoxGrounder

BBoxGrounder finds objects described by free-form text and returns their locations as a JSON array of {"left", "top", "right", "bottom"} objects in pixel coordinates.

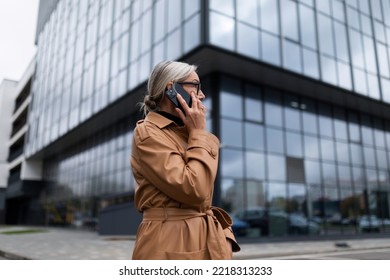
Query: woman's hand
[{"left": 175, "top": 92, "right": 206, "bottom": 132}]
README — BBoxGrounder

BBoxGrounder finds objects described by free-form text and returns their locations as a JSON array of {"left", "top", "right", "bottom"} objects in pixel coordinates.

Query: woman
[{"left": 130, "top": 60, "right": 240, "bottom": 260}]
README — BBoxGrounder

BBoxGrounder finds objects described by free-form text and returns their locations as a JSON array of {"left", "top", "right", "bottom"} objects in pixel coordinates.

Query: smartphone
[{"left": 165, "top": 82, "right": 192, "bottom": 113}]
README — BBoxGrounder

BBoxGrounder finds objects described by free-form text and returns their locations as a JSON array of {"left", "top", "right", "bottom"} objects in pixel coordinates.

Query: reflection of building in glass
[
  {"left": 224, "top": 179, "right": 265, "bottom": 212},
  {"left": 5, "top": 0, "right": 390, "bottom": 237}
]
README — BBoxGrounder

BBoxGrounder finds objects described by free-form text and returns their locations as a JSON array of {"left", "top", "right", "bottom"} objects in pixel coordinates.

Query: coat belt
[{"left": 142, "top": 207, "right": 232, "bottom": 259}]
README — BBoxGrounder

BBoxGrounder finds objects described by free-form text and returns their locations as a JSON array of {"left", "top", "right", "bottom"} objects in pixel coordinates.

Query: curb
[
  {"left": 233, "top": 245, "right": 390, "bottom": 260},
  {"left": 0, "top": 250, "right": 30, "bottom": 260}
]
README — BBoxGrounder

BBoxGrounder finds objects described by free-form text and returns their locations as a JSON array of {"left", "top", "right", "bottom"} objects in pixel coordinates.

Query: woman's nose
[{"left": 198, "top": 90, "right": 205, "bottom": 101}]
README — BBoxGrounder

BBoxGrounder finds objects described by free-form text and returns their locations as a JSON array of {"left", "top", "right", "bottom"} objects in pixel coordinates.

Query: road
[{"left": 262, "top": 248, "right": 390, "bottom": 260}]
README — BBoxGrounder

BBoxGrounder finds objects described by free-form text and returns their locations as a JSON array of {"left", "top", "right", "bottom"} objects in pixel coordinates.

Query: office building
[{"left": 12, "top": 0, "right": 390, "bottom": 236}]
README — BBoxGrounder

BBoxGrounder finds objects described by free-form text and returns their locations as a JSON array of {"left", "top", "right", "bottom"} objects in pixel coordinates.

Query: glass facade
[
  {"left": 26, "top": 0, "right": 201, "bottom": 157},
  {"left": 209, "top": 0, "right": 390, "bottom": 101},
  {"left": 23, "top": 0, "right": 390, "bottom": 237},
  {"left": 219, "top": 74, "right": 390, "bottom": 236}
]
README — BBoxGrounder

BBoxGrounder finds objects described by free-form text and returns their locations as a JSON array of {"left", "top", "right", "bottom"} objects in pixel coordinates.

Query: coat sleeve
[{"left": 132, "top": 124, "right": 220, "bottom": 206}]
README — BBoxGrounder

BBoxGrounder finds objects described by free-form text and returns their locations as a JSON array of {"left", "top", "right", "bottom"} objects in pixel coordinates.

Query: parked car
[
  {"left": 230, "top": 214, "right": 250, "bottom": 237},
  {"left": 358, "top": 215, "right": 380, "bottom": 232},
  {"left": 234, "top": 207, "right": 269, "bottom": 236},
  {"left": 288, "top": 214, "right": 321, "bottom": 235},
  {"left": 234, "top": 208, "right": 321, "bottom": 236}
]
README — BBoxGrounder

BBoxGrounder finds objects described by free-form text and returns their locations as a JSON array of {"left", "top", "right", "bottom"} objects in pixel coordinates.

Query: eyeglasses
[{"left": 177, "top": 82, "right": 202, "bottom": 96}]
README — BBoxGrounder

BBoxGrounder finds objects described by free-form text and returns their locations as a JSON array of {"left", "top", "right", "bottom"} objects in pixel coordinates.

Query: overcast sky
[{"left": 0, "top": 0, "right": 39, "bottom": 84}]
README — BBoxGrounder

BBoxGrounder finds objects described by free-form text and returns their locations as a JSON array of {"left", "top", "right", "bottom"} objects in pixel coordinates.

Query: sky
[{"left": 0, "top": 0, "right": 39, "bottom": 84}]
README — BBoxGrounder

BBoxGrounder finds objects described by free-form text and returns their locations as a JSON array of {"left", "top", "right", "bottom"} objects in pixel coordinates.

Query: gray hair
[{"left": 141, "top": 60, "right": 198, "bottom": 116}]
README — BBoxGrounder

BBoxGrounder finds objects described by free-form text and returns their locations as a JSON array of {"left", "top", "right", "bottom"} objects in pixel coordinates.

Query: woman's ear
[{"left": 166, "top": 80, "right": 173, "bottom": 90}]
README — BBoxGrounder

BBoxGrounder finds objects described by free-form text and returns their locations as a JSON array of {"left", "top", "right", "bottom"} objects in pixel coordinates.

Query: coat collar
[{"left": 145, "top": 111, "right": 179, "bottom": 129}]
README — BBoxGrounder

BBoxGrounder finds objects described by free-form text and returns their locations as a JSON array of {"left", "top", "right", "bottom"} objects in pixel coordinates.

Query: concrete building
[
  {"left": 0, "top": 79, "right": 18, "bottom": 223},
  {"left": 10, "top": 0, "right": 390, "bottom": 237},
  {"left": 4, "top": 58, "right": 44, "bottom": 225}
]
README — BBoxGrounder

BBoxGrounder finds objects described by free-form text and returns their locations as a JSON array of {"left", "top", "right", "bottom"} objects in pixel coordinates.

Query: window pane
[
  {"left": 305, "top": 160, "right": 321, "bottom": 184},
  {"left": 265, "top": 89, "right": 282, "bottom": 127},
  {"left": 260, "top": 0, "right": 279, "bottom": 34},
  {"left": 363, "top": 147, "right": 376, "bottom": 168},
  {"left": 167, "top": 0, "right": 181, "bottom": 32},
  {"left": 318, "top": 14, "right": 334, "bottom": 56},
  {"left": 322, "top": 162, "right": 337, "bottom": 185},
  {"left": 284, "top": 95, "right": 301, "bottom": 131},
  {"left": 244, "top": 84, "right": 263, "bottom": 122},
  {"left": 267, "top": 127, "right": 284, "bottom": 154},
  {"left": 221, "top": 119, "right": 243, "bottom": 147},
  {"left": 245, "top": 123, "right": 264, "bottom": 151},
  {"left": 166, "top": 29, "right": 181, "bottom": 60},
  {"left": 349, "top": 29, "right": 364, "bottom": 68},
  {"left": 321, "top": 138, "right": 335, "bottom": 161},
  {"left": 210, "top": 0, "right": 234, "bottom": 16},
  {"left": 353, "top": 67, "right": 367, "bottom": 95},
  {"left": 246, "top": 151, "right": 266, "bottom": 180},
  {"left": 321, "top": 55, "right": 337, "bottom": 85},
  {"left": 222, "top": 149, "right": 244, "bottom": 178},
  {"left": 237, "top": 0, "right": 259, "bottom": 26},
  {"left": 302, "top": 101, "right": 318, "bottom": 135},
  {"left": 184, "top": 15, "right": 200, "bottom": 53},
  {"left": 337, "top": 62, "right": 352, "bottom": 90},
  {"left": 261, "top": 32, "right": 281, "bottom": 66},
  {"left": 363, "top": 35, "right": 376, "bottom": 74},
  {"left": 336, "top": 142, "right": 350, "bottom": 163},
  {"left": 304, "top": 135, "right": 320, "bottom": 159},
  {"left": 367, "top": 73, "right": 380, "bottom": 100},
  {"left": 377, "top": 43, "right": 390, "bottom": 78},
  {"left": 209, "top": 12, "right": 235, "bottom": 50},
  {"left": 237, "top": 23, "right": 260, "bottom": 59},
  {"left": 350, "top": 143, "right": 363, "bottom": 165},
  {"left": 300, "top": 4, "right": 316, "bottom": 49},
  {"left": 281, "top": 0, "right": 299, "bottom": 41},
  {"left": 221, "top": 179, "right": 244, "bottom": 213},
  {"left": 286, "top": 131, "right": 303, "bottom": 157},
  {"left": 184, "top": 0, "right": 200, "bottom": 18},
  {"left": 303, "top": 47, "right": 320, "bottom": 79},
  {"left": 346, "top": 6, "right": 360, "bottom": 30},
  {"left": 267, "top": 154, "right": 286, "bottom": 181},
  {"left": 283, "top": 40, "right": 302, "bottom": 73},
  {"left": 220, "top": 78, "right": 242, "bottom": 119},
  {"left": 318, "top": 105, "right": 334, "bottom": 138},
  {"left": 334, "top": 22, "right": 349, "bottom": 62}
]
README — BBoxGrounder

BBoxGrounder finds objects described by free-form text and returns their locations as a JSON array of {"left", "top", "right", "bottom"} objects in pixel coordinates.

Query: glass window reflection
[
  {"left": 304, "top": 135, "right": 320, "bottom": 159},
  {"left": 260, "top": 0, "right": 279, "bottom": 34},
  {"left": 267, "top": 127, "right": 285, "bottom": 154},
  {"left": 210, "top": 0, "right": 235, "bottom": 16},
  {"left": 244, "top": 84, "right": 263, "bottom": 122},
  {"left": 237, "top": 0, "right": 259, "bottom": 27},
  {"left": 265, "top": 89, "right": 283, "bottom": 127},
  {"left": 222, "top": 149, "right": 244, "bottom": 178},
  {"left": 267, "top": 154, "right": 286, "bottom": 181},
  {"left": 221, "top": 86, "right": 243, "bottom": 119},
  {"left": 221, "top": 119, "right": 243, "bottom": 148},
  {"left": 281, "top": 0, "right": 299, "bottom": 41},
  {"left": 261, "top": 32, "right": 281, "bottom": 66},
  {"left": 237, "top": 23, "right": 260, "bottom": 59},
  {"left": 246, "top": 151, "right": 266, "bottom": 180},
  {"left": 283, "top": 40, "right": 302, "bottom": 73},
  {"left": 209, "top": 12, "right": 235, "bottom": 50},
  {"left": 286, "top": 131, "right": 303, "bottom": 157},
  {"left": 245, "top": 123, "right": 264, "bottom": 151}
]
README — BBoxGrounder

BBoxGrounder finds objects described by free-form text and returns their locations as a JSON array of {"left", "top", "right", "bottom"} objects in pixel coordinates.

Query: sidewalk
[{"left": 1, "top": 225, "right": 390, "bottom": 260}]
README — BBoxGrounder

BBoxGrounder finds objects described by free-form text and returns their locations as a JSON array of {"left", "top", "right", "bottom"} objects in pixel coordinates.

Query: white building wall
[{"left": 0, "top": 80, "right": 17, "bottom": 187}]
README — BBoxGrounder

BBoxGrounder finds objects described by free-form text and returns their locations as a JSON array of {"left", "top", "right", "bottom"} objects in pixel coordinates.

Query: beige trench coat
[{"left": 130, "top": 112, "right": 240, "bottom": 260}]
